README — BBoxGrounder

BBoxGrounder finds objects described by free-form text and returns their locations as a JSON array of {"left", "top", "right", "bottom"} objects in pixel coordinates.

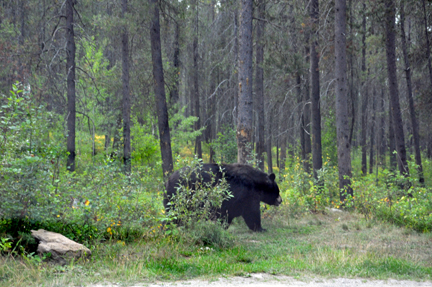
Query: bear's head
[{"left": 261, "top": 173, "right": 282, "bottom": 206}]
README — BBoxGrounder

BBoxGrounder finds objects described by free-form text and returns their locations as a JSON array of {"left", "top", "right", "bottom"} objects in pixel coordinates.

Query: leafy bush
[
  {"left": 163, "top": 158, "right": 234, "bottom": 248},
  {"left": 278, "top": 157, "right": 338, "bottom": 216}
]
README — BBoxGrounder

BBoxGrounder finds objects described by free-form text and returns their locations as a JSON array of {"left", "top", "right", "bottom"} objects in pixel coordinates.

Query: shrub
[{"left": 163, "top": 158, "right": 234, "bottom": 248}]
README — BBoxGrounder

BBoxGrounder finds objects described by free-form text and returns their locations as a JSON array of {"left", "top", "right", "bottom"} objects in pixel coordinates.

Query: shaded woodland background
[
  {"left": 1, "top": 0, "right": 432, "bottom": 253},
  {"left": 1, "top": 0, "right": 432, "bottom": 229}
]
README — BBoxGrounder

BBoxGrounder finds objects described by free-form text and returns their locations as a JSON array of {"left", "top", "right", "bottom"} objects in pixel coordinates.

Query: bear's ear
[{"left": 269, "top": 173, "right": 276, "bottom": 181}]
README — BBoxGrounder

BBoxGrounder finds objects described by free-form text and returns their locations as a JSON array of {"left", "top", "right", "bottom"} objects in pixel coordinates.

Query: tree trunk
[
  {"left": 149, "top": 0, "right": 173, "bottom": 178},
  {"left": 335, "top": 0, "right": 353, "bottom": 201},
  {"left": 388, "top": 105, "right": 397, "bottom": 171},
  {"left": 266, "top": 104, "right": 273, "bottom": 174},
  {"left": 369, "top": 88, "right": 375, "bottom": 174},
  {"left": 385, "top": 0, "right": 409, "bottom": 176},
  {"left": 401, "top": 1, "right": 424, "bottom": 184},
  {"left": 378, "top": 88, "right": 386, "bottom": 168},
  {"left": 237, "top": 0, "right": 253, "bottom": 164},
  {"left": 192, "top": 0, "right": 202, "bottom": 158},
  {"left": 360, "top": 3, "right": 368, "bottom": 176},
  {"left": 66, "top": 0, "right": 76, "bottom": 172},
  {"left": 169, "top": 20, "right": 180, "bottom": 108},
  {"left": 310, "top": 0, "right": 323, "bottom": 180},
  {"left": 303, "top": 10, "right": 312, "bottom": 174},
  {"left": 348, "top": 0, "right": 355, "bottom": 147},
  {"left": 255, "top": 0, "right": 265, "bottom": 171},
  {"left": 422, "top": 0, "right": 432, "bottom": 88},
  {"left": 122, "top": 0, "right": 131, "bottom": 174}
]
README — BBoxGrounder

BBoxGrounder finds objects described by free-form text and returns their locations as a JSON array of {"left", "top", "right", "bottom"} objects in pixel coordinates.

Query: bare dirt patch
[{"left": 92, "top": 273, "right": 432, "bottom": 287}]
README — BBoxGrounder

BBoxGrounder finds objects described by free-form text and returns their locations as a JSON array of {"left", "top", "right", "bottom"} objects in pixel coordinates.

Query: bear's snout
[{"left": 275, "top": 195, "right": 282, "bottom": 206}]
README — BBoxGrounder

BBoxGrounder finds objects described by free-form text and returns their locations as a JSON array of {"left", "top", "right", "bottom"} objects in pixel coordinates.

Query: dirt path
[{"left": 93, "top": 273, "right": 432, "bottom": 287}]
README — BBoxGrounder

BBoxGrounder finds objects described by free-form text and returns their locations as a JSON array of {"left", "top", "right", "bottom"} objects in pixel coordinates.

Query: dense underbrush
[{"left": 1, "top": 83, "right": 431, "bottom": 259}]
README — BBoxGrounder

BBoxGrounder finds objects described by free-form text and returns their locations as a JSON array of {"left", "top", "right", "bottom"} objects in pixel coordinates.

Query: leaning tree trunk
[
  {"left": 401, "top": 1, "right": 423, "bottom": 184},
  {"left": 121, "top": 0, "right": 131, "bottom": 174},
  {"left": 149, "top": 0, "right": 173, "bottom": 178},
  {"left": 66, "top": 0, "right": 76, "bottom": 172},
  {"left": 255, "top": 0, "right": 265, "bottom": 171},
  {"left": 310, "top": 0, "right": 323, "bottom": 180},
  {"left": 335, "top": 0, "right": 353, "bottom": 202},
  {"left": 385, "top": 0, "right": 409, "bottom": 176},
  {"left": 237, "top": 0, "right": 253, "bottom": 164}
]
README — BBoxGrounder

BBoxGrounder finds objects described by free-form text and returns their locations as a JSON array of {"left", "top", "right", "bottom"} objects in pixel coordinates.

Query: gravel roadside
[{"left": 92, "top": 273, "right": 432, "bottom": 287}]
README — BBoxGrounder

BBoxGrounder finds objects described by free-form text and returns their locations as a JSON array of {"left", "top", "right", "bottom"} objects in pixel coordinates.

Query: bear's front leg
[{"left": 242, "top": 200, "right": 266, "bottom": 232}]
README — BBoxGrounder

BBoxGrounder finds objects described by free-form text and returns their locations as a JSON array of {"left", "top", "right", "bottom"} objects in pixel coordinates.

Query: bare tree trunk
[
  {"left": 192, "top": 0, "right": 202, "bottom": 158},
  {"left": 335, "top": 0, "right": 353, "bottom": 201},
  {"left": 66, "top": 0, "right": 76, "bottom": 172},
  {"left": 121, "top": 0, "right": 131, "bottom": 174},
  {"left": 255, "top": 0, "right": 265, "bottom": 171},
  {"left": 170, "top": 20, "right": 180, "bottom": 107},
  {"left": 401, "top": 1, "right": 424, "bottom": 184},
  {"left": 149, "top": 0, "right": 173, "bottom": 178},
  {"left": 310, "top": 0, "right": 323, "bottom": 180},
  {"left": 266, "top": 104, "right": 273, "bottom": 174},
  {"left": 369, "top": 88, "right": 375, "bottom": 174},
  {"left": 348, "top": 0, "right": 355, "bottom": 147},
  {"left": 237, "top": 0, "right": 253, "bottom": 164},
  {"left": 385, "top": 0, "right": 409, "bottom": 176},
  {"left": 303, "top": 10, "right": 312, "bottom": 173},
  {"left": 378, "top": 88, "right": 386, "bottom": 168},
  {"left": 279, "top": 98, "right": 288, "bottom": 173},
  {"left": 388, "top": 104, "right": 396, "bottom": 171},
  {"left": 360, "top": 3, "right": 368, "bottom": 176},
  {"left": 422, "top": 0, "right": 432, "bottom": 87}
]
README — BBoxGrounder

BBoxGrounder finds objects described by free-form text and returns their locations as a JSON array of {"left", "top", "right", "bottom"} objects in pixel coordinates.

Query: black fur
[{"left": 164, "top": 163, "right": 282, "bottom": 232}]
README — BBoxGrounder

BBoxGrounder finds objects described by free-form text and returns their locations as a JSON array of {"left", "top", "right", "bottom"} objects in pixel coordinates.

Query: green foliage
[
  {"left": 278, "top": 157, "right": 339, "bottom": 216},
  {"left": 131, "top": 116, "right": 159, "bottom": 165},
  {"left": 164, "top": 157, "right": 234, "bottom": 248},
  {"left": 321, "top": 110, "right": 338, "bottom": 165},
  {"left": 350, "top": 158, "right": 432, "bottom": 232},
  {"left": 169, "top": 106, "right": 205, "bottom": 155},
  {"left": 210, "top": 125, "right": 237, "bottom": 164},
  {"left": 0, "top": 238, "right": 11, "bottom": 253}
]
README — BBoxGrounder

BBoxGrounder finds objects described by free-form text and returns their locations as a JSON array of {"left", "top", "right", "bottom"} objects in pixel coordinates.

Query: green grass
[{"left": 1, "top": 208, "right": 431, "bottom": 287}]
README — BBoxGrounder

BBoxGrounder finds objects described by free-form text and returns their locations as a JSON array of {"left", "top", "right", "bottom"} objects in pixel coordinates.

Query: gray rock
[{"left": 30, "top": 229, "right": 91, "bottom": 265}]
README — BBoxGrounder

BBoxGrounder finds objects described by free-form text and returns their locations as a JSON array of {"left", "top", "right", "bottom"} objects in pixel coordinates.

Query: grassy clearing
[{"left": 1, "top": 208, "right": 431, "bottom": 287}]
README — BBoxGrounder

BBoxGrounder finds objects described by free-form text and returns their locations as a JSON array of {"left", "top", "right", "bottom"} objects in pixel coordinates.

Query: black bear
[{"left": 164, "top": 163, "right": 282, "bottom": 232}]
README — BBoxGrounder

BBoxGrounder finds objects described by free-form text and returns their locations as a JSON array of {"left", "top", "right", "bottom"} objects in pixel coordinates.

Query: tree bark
[
  {"left": 66, "top": 0, "right": 76, "bottom": 172},
  {"left": 388, "top": 104, "right": 397, "bottom": 171},
  {"left": 266, "top": 104, "right": 273, "bottom": 174},
  {"left": 310, "top": 0, "right": 323, "bottom": 180},
  {"left": 149, "top": 0, "right": 173, "bottom": 177},
  {"left": 303, "top": 7, "right": 312, "bottom": 173},
  {"left": 385, "top": 0, "right": 409, "bottom": 176},
  {"left": 369, "top": 88, "right": 375, "bottom": 174},
  {"left": 422, "top": 0, "right": 432, "bottom": 88},
  {"left": 335, "top": 0, "right": 353, "bottom": 201},
  {"left": 169, "top": 20, "right": 180, "bottom": 108},
  {"left": 192, "top": 0, "right": 202, "bottom": 158},
  {"left": 401, "top": 1, "right": 424, "bottom": 183},
  {"left": 255, "top": 0, "right": 265, "bottom": 171},
  {"left": 237, "top": 0, "right": 253, "bottom": 164},
  {"left": 360, "top": 3, "right": 368, "bottom": 176},
  {"left": 122, "top": 0, "right": 131, "bottom": 174}
]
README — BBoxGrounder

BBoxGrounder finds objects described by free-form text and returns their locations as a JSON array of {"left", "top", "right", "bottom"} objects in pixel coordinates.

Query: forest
[{"left": 0, "top": 0, "right": 432, "bottom": 285}]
